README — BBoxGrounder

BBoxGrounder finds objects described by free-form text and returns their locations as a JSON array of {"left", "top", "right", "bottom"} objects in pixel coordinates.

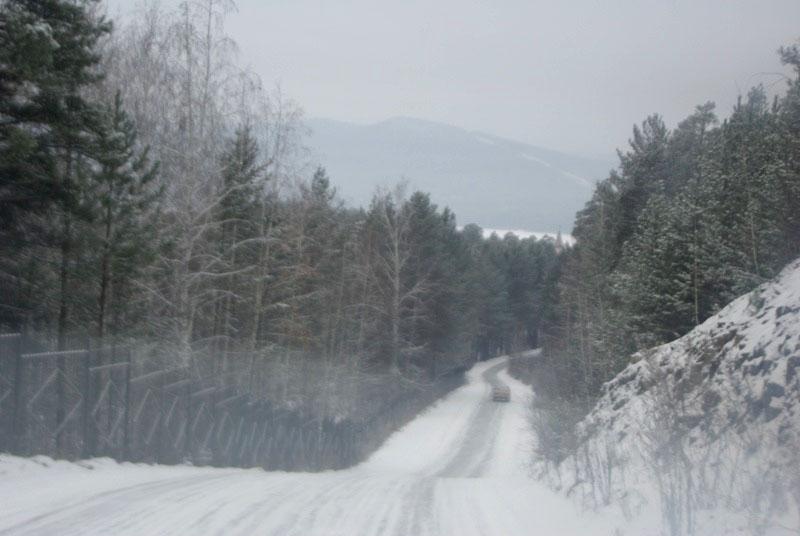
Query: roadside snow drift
[{"left": 0, "top": 357, "right": 616, "bottom": 536}]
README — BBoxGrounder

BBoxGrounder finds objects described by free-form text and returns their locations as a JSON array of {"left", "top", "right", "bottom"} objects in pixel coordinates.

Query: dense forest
[
  {"left": 528, "top": 42, "right": 800, "bottom": 432},
  {"left": 0, "top": 0, "right": 559, "bottom": 429}
]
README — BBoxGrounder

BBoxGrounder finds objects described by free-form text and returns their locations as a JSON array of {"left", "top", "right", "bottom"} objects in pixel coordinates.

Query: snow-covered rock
[
  {"left": 568, "top": 258, "right": 800, "bottom": 535},
  {"left": 586, "top": 257, "right": 800, "bottom": 451}
]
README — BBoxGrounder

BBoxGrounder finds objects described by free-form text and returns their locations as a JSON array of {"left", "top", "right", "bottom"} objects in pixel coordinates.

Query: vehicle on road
[{"left": 491, "top": 384, "right": 510, "bottom": 402}]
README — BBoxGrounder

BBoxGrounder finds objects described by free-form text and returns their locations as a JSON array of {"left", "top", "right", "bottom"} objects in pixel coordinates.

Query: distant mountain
[{"left": 306, "top": 117, "right": 614, "bottom": 233}]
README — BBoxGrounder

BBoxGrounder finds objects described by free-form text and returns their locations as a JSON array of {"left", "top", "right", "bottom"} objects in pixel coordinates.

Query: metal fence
[{"left": 0, "top": 333, "right": 465, "bottom": 470}]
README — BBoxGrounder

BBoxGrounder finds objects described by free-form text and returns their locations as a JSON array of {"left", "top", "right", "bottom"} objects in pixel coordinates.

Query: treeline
[
  {"left": 0, "top": 0, "right": 557, "bottom": 420},
  {"left": 536, "top": 43, "right": 800, "bottom": 409}
]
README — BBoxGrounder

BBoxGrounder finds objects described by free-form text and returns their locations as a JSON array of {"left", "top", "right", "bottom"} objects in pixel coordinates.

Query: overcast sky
[{"left": 108, "top": 0, "right": 799, "bottom": 157}]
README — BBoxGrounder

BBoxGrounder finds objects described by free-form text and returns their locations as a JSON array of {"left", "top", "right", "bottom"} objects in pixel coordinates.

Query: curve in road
[{"left": 0, "top": 356, "right": 610, "bottom": 536}]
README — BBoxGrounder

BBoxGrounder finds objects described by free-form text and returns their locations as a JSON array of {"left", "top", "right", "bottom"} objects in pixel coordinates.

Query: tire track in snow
[
  {"left": 392, "top": 360, "right": 509, "bottom": 535},
  {"left": 437, "top": 361, "right": 507, "bottom": 478},
  {"left": 0, "top": 472, "right": 240, "bottom": 535},
  {"left": 1, "top": 357, "right": 544, "bottom": 536}
]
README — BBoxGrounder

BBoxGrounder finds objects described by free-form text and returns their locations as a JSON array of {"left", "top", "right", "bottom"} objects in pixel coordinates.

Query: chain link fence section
[{"left": 0, "top": 332, "right": 466, "bottom": 470}]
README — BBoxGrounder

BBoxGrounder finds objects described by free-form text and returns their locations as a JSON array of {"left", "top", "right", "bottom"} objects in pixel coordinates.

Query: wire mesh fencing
[{"left": 0, "top": 333, "right": 465, "bottom": 471}]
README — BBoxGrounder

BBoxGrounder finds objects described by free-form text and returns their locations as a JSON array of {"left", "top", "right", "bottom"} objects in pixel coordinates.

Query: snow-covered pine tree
[{"left": 88, "top": 92, "right": 160, "bottom": 343}]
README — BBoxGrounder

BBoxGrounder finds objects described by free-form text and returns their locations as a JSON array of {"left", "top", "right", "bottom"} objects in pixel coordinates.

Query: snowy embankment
[
  {"left": 559, "top": 258, "right": 800, "bottom": 535},
  {"left": 0, "top": 356, "right": 616, "bottom": 536}
]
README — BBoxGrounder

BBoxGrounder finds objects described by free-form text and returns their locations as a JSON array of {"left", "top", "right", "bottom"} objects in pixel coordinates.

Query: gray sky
[{"left": 110, "top": 0, "right": 800, "bottom": 157}]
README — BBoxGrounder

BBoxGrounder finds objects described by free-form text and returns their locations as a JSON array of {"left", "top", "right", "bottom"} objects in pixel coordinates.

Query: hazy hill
[{"left": 306, "top": 117, "right": 614, "bottom": 233}]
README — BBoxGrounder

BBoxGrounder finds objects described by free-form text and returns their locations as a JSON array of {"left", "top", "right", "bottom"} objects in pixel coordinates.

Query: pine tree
[
  {"left": 613, "top": 195, "right": 695, "bottom": 345},
  {"left": 612, "top": 103, "right": 725, "bottom": 344},
  {"left": 460, "top": 225, "right": 511, "bottom": 360},
  {"left": 0, "top": 0, "right": 111, "bottom": 337},
  {"left": 214, "top": 124, "right": 263, "bottom": 351},
  {"left": 616, "top": 115, "right": 670, "bottom": 247},
  {"left": 705, "top": 87, "right": 782, "bottom": 291},
  {"left": 776, "top": 44, "right": 800, "bottom": 263},
  {"left": 89, "top": 92, "right": 160, "bottom": 342}
]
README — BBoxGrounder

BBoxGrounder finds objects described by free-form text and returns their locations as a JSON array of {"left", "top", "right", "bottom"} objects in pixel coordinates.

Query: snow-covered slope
[
  {"left": 306, "top": 117, "right": 613, "bottom": 232},
  {"left": 584, "top": 258, "right": 800, "bottom": 448},
  {"left": 565, "top": 258, "right": 800, "bottom": 535}
]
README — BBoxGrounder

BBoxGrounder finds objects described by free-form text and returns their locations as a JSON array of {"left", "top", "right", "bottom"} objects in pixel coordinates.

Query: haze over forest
[
  {"left": 104, "top": 0, "right": 800, "bottom": 233},
  {"left": 306, "top": 116, "right": 612, "bottom": 232},
  {"left": 2, "top": 1, "right": 800, "bottom": 535}
]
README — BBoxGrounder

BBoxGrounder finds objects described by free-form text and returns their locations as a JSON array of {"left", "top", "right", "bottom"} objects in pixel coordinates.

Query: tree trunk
[
  {"left": 391, "top": 235, "right": 401, "bottom": 372},
  {"left": 98, "top": 206, "right": 113, "bottom": 341},
  {"left": 250, "top": 216, "right": 272, "bottom": 352}
]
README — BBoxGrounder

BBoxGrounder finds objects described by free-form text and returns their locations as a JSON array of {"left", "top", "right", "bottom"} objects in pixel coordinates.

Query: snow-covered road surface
[{"left": 0, "top": 356, "right": 613, "bottom": 535}]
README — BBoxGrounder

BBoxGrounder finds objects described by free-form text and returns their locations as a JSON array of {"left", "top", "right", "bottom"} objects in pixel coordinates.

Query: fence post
[
  {"left": 183, "top": 378, "right": 191, "bottom": 461},
  {"left": 122, "top": 348, "right": 132, "bottom": 461},
  {"left": 12, "top": 333, "right": 26, "bottom": 455},
  {"left": 108, "top": 341, "right": 115, "bottom": 443},
  {"left": 156, "top": 372, "right": 164, "bottom": 464},
  {"left": 55, "top": 352, "right": 65, "bottom": 456},
  {"left": 82, "top": 339, "right": 95, "bottom": 458}
]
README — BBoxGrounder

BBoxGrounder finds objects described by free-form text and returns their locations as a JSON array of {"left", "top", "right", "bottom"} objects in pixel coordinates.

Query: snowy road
[{"left": 0, "top": 357, "right": 611, "bottom": 535}]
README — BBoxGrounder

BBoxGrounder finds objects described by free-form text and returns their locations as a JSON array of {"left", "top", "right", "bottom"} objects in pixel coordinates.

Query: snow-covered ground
[
  {"left": 457, "top": 226, "right": 576, "bottom": 245},
  {"left": 0, "top": 357, "right": 617, "bottom": 536},
  {"left": 479, "top": 228, "right": 575, "bottom": 245}
]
